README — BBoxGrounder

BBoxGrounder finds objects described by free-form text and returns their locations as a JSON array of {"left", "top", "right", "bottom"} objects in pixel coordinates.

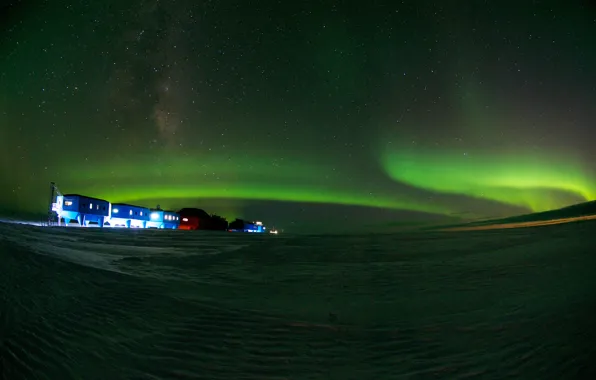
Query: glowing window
[
  {"left": 64, "top": 201, "right": 73, "bottom": 206},
  {"left": 113, "top": 208, "right": 119, "bottom": 213},
  {"left": 140, "top": 211, "right": 143, "bottom": 216},
  {"left": 129, "top": 210, "right": 133, "bottom": 216},
  {"left": 182, "top": 218, "right": 188, "bottom": 222},
  {"left": 90, "top": 203, "right": 93, "bottom": 209}
]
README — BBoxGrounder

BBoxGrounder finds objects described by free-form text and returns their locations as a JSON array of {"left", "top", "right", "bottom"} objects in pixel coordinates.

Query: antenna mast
[{"left": 47, "top": 182, "right": 62, "bottom": 226}]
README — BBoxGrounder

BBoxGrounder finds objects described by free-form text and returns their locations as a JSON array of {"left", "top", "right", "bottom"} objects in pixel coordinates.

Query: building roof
[
  {"left": 178, "top": 208, "right": 210, "bottom": 218},
  {"left": 111, "top": 203, "right": 150, "bottom": 209},
  {"left": 63, "top": 194, "right": 110, "bottom": 203},
  {"left": 150, "top": 208, "right": 179, "bottom": 214}
]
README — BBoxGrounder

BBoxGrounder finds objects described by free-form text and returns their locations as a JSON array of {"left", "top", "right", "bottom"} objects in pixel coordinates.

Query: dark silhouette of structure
[
  {"left": 228, "top": 218, "right": 265, "bottom": 233},
  {"left": 178, "top": 208, "right": 228, "bottom": 231}
]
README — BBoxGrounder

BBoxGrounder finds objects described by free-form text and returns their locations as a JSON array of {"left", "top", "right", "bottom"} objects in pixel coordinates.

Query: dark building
[
  {"left": 228, "top": 218, "right": 265, "bottom": 233},
  {"left": 178, "top": 208, "right": 210, "bottom": 230},
  {"left": 178, "top": 208, "right": 228, "bottom": 231}
]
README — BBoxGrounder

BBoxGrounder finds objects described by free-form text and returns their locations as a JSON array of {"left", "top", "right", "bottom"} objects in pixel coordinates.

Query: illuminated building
[
  {"left": 108, "top": 203, "right": 151, "bottom": 228},
  {"left": 228, "top": 219, "right": 266, "bottom": 233},
  {"left": 146, "top": 207, "right": 180, "bottom": 229},
  {"left": 52, "top": 194, "right": 110, "bottom": 227}
]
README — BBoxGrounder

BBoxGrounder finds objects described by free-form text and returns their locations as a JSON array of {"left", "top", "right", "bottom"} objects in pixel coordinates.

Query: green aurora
[
  {"left": 1, "top": 0, "right": 595, "bottom": 228},
  {"left": 61, "top": 155, "right": 456, "bottom": 218},
  {"left": 381, "top": 147, "right": 596, "bottom": 213}
]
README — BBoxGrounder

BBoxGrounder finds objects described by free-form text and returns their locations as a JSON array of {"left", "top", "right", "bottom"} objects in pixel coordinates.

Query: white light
[
  {"left": 89, "top": 203, "right": 93, "bottom": 209},
  {"left": 113, "top": 208, "right": 119, "bottom": 213},
  {"left": 151, "top": 212, "right": 159, "bottom": 220},
  {"left": 129, "top": 210, "right": 133, "bottom": 216},
  {"left": 140, "top": 211, "right": 143, "bottom": 216},
  {"left": 182, "top": 218, "right": 188, "bottom": 222},
  {"left": 255, "top": 221, "right": 262, "bottom": 226},
  {"left": 64, "top": 200, "right": 73, "bottom": 206}
]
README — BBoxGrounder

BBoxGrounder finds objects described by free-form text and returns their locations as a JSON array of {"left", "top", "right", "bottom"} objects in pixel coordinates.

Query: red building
[{"left": 178, "top": 208, "right": 210, "bottom": 230}]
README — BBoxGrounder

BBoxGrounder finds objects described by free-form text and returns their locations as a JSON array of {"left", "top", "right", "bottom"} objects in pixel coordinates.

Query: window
[
  {"left": 129, "top": 210, "right": 132, "bottom": 216},
  {"left": 140, "top": 211, "right": 143, "bottom": 216},
  {"left": 64, "top": 201, "right": 73, "bottom": 206},
  {"left": 113, "top": 208, "right": 119, "bottom": 214},
  {"left": 90, "top": 203, "right": 93, "bottom": 210},
  {"left": 134, "top": 211, "right": 138, "bottom": 216}
]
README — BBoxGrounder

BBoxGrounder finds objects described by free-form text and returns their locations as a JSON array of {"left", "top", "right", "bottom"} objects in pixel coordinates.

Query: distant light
[
  {"left": 89, "top": 203, "right": 93, "bottom": 209},
  {"left": 113, "top": 208, "right": 119, "bottom": 213},
  {"left": 151, "top": 212, "right": 159, "bottom": 220},
  {"left": 255, "top": 221, "right": 263, "bottom": 226},
  {"left": 64, "top": 201, "right": 73, "bottom": 206},
  {"left": 182, "top": 218, "right": 188, "bottom": 222},
  {"left": 129, "top": 210, "right": 133, "bottom": 215},
  {"left": 140, "top": 211, "right": 143, "bottom": 216}
]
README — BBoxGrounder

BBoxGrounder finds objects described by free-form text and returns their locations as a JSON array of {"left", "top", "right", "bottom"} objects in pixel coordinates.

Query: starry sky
[{"left": 1, "top": 0, "right": 595, "bottom": 231}]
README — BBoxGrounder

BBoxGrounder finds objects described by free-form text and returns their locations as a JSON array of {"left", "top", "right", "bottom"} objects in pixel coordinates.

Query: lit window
[
  {"left": 140, "top": 211, "right": 143, "bottom": 216},
  {"left": 64, "top": 200, "right": 73, "bottom": 206},
  {"left": 90, "top": 203, "right": 93, "bottom": 209},
  {"left": 113, "top": 208, "right": 119, "bottom": 214},
  {"left": 182, "top": 218, "right": 188, "bottom": 222},
  {"left": 129, "top": 210, "right": 133, "bottom": 216},
  {"left": 151, "top": 212, "right": 159, "bottom": 220}
]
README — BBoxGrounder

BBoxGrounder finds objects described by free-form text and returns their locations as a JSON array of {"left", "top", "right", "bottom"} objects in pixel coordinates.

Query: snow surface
[{"left": 1, "top": 221, "right": 595, "bottom": 379}]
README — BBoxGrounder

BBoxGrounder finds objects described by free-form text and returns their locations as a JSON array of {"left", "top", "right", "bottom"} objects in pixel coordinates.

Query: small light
[
  {"left": 151, "top": 212, "right": 159, "bottom": 220},
  {"left": 182, "top": 218, "right": 188, "bottom": 222},
  {"left": 129, "top": 210, "right": 133, "bottom": 215},
  {"left": 89, "top": 203, "right": 93, "bottom": 209},
  {"left": 140, "top": 211, "right": 143, "bottom": 216},
  {"left": 113, "top": 208, "right": 119, "bottom": 213},
  {"left": 65, "top": 201, "right": 73, "bottom": 206}
]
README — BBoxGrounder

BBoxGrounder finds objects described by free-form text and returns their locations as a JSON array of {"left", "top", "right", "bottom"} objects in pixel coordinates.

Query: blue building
[
  {"left": 228, "top": 219, "right": 266, "bottom": 233},
  {"left": 52, "top": 194, "right": 110, "bottom": 227},
  {"left": 146, "top": 209, "right": 180, "bottom": 229},
  {"left": 108, "top": 203, "right": 151, "bottom": 228}
]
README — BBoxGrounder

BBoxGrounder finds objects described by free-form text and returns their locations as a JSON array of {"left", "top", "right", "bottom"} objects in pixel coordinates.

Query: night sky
[{"left": 1, "top": 1, "right": 595, "bottom": 231}]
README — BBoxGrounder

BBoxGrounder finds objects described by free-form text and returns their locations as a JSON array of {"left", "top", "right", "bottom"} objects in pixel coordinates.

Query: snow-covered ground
[{"left": 1, "top": 220, "right": 595, "bottom": 379}]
